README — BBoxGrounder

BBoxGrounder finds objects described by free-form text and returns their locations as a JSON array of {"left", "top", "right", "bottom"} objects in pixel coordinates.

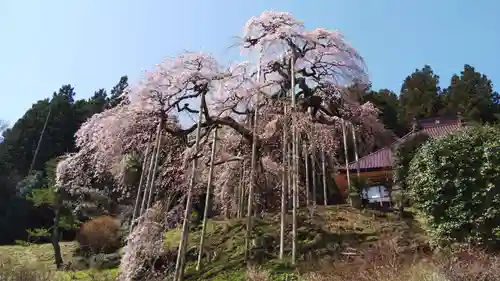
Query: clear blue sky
[{"left": 1, "top": 0, "right": 499, "bottom": 126}]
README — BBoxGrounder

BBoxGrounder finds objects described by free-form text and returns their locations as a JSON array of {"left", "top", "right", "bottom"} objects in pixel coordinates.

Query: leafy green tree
[
  {"left": 74, "top": 89, "right": 108, "bottom": 124},
  {"left": 0, "top": 83, "right": 116, "bottom": 244},
  {"left": 343, "top": 84, "right": 397, "bottom": 157},
  {"left": 441, "top": 64, "right": 500, "bottom": 124},
  {"left": 0, "top": 100, "right": 59, "bottom": 244},
  {"left": 0, "top": 75, "right": 129, "bottom": 244},
  {"left": 107, "top": 76, "right": 129, "bottom": 108},
  {"left": 392, "top": 131, "right": 430, "bottom": 216},
  {"left": 1, "top": 85, "right": 78, "bottom": 177},
  {"left": 25, "top": 157, "right": 81, "bottom": 268},
  {"left": 1, "top": 99, "right": 51, "bottom": 176},
  {"left": 364, "top": 89, "right": 407, "bottom": 136},
  {"left": 16, "top": 170, "right": 46, "bottom": 197},
  {"left": 0, "top": 83, "right": 111, "bottom": 181},
  {"left": 408, "top": 126, "right": 500, "bottom": 246},
  {"left": 399, "top": 65, "right": 442, "bottom": 123}
]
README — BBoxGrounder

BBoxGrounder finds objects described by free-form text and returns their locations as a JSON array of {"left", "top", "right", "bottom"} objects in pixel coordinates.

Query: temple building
[{"left": 335, "top": 115, "right": 466, "bottom": 204}]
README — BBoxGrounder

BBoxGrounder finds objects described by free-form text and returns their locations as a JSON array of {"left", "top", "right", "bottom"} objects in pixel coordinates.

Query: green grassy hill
[
  {"left": 160, "top": 205, "right": 430, "bottom": 281},
  {"left": 0, "top": 242, "right": 118, "bottom": 281},
  {"left": 0, "top": 242, "right": 77, "bottom": 269},
  {"left": 0, "top": 205, "right": 459, "bottom": 281}
]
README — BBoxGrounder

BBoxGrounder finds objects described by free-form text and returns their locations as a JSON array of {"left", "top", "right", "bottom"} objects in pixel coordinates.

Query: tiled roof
[{"left": 340, "top": 120, "right": 464, "bottom": 171}]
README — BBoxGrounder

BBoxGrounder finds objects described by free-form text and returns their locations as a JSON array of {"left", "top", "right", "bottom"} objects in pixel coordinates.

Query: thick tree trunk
[
  {"left": 196, "top": 128, "right": 218, "bottom": 271},
  {"left": 52, "top": 189, "right": 63, "bottom": 269},
  {"left": 173, "top": 101, "right": 205, "bottom": 281},
  {"left": 321, "top": 148, "right": 328, "bottom": 206},
  {"left": 130, "top": 140, "right": 152, "bottom": 232},
  {"left": 279, "top": 104, "right": 288, "bottom": 260}
]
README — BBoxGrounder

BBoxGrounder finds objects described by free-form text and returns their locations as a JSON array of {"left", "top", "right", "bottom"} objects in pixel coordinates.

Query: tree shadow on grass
[
  {"left": 185, "top": 257, "right": 246, "bottom": 280},
  {"left": 184, "top": 214, "right": 376, "bottom": 280}
]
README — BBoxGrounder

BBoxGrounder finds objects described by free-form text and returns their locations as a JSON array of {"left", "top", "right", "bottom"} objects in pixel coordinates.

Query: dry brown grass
[
  {"left": 243, "top": 236, "right": 500, "bottom": 281},
  {"left": 76, "top": 215, "right": 121, "bottom": 257},
  {"left": 435, "top": 246, "right": 500, "bottom": 281},
  {"left": 299, "top": 239, "right": 500, "bottom": 281},
  {"left": 298, "top": 236, "right": 424, "bottom": 281},
  {"left": 0, "top": 263, "right": 52, "bottom": 281},
  {"left": 245, "top": 267, "right": 272, "bottom": 281}
]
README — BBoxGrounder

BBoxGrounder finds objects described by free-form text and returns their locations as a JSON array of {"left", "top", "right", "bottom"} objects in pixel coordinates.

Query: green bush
[
  {"left": 408, "top": 125, "right": 500, "bottom": 245},
  {"left": 392, "top": 132, "right": 430, "bottom": 191},
  {"left": 348, "top": 175, "right": 367, "bottom": 195}
]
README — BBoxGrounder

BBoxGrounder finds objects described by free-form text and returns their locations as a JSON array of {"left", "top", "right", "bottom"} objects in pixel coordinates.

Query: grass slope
[
  {"left": 163, "top": 205, "right": 429, "bottom": 281},
  {"left": 0, "top": 242, "right": 77, "bottom": 269},
  {"left": 0, "top": 206, "right": 430, "bottom": 280},
  {"left": 0, "top": 242, "right": 118, "bottom": 281}
]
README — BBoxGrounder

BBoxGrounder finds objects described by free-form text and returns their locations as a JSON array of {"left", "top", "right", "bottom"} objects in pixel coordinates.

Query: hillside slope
[
  {"left": 159, "top": 205, "right": 430, "bottom": 281},
  {"left": 0, "top": 242, "right": 118, "bottom": 280},
  {"left": 0, "top": 206, "right": 432, "bottom": 281}
]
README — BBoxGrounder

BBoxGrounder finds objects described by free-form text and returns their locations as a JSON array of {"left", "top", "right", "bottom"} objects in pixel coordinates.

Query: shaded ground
[{"left": 162, "top": 205, "right": 431, "bottom": 281}]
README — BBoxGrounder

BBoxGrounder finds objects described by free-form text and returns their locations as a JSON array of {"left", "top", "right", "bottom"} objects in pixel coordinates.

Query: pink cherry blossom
[{"left": 56, "top": 14, "right": 389, "bottom": 275}]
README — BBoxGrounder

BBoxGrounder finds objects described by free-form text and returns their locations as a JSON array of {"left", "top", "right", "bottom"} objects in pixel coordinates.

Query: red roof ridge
[
  {"left": 339, "top": 121, "right": 463, "bottom": 170},
  {"left": 338, "top": 130, "right": 415, "bottom": 169}
]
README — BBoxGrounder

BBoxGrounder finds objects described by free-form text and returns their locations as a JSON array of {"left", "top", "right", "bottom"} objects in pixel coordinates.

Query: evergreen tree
[
  {"left": 364, "top": 89, "right": 407, "bottom": 136},
  {"left": 399, "top": 65, "right": 442, "bottom": 123},
  {"left": 442, "top": 64, "right": 500, "bottom": 123},
  {"left": 74, "top": 88, "right": 108, "bottom": 124},
  {"left": 107, "top": 76, "right": 129, "bottom": 108},
  {"left": 0, "top": 81, "right": 115, "bottom": 243}
]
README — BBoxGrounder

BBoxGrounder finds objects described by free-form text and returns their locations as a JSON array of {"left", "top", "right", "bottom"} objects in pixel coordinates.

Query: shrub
[
  {"left": 76, "top": 215, "right": 121, "bottom": 256},
  {"left": 348, "top": 175, "right": 367, "bottom": 195},
  {"left": 392, "top": 131, "right": 430, "bottom": 191},
  {"left": 392, "top": 131, "right": 430, "bottom": 212},
  {"left": 408, "top": 125, "right": 500, "bottom": 245}
]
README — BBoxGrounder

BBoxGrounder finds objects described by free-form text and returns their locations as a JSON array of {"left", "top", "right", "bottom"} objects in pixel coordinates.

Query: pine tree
[{"left": 108, "top": 76, "right": 129, "bottom": 108}]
